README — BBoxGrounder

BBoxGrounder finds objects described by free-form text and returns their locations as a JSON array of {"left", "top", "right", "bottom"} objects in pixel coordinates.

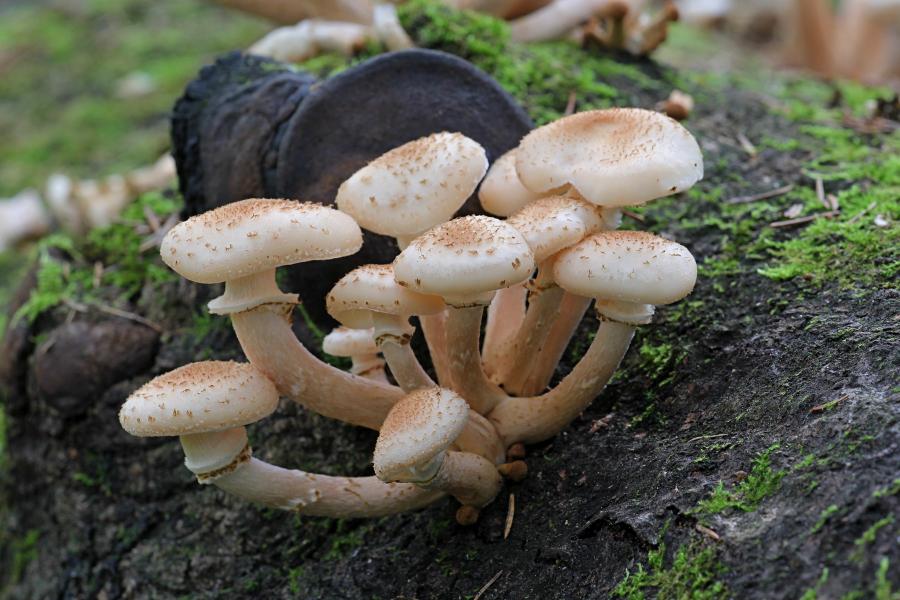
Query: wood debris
[
  {"left": 504, "top": 493, "right": 516, "bottom": 540},
  {"left": 770, "top": 210, "right": 840, "bottom": 228},
  {"left": 726, "top": 184, "right": 794, "bottom": 205},
  {"left": 474, "top": 570, "right": 504, "bottom": 600}
]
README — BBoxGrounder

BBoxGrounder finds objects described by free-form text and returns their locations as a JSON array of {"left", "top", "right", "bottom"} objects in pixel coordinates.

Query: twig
[
  {"left": 770, "top": 210, "right": 840, "bottom": 228},
  {"left": 621, "top": 209, "right": 645, "bottom": 222},
  {"left": 564, "top": 90, "right": 577, "bottom": 116},
  {"left": 504, "top": 493, "right": 516, "bottom": 540},
  {"left": 686, "top": 433, "right": 730, "bottom": 444},
  {"left": 63, "top": 298, "right": 163, "bottom": 332},
  {"left": 810, "top": 394, "right": 849, "bottom": 414},
  {"left": 473, "top": 570, "right": 504, "bottom": 600},
  {"left": 736, "top": 132, "right": 757, "bottom": 157},
  {"left": 695, "top": 523, "right": 721, "bottom": 541},
  {"left": 726, "top": 184, "right": 794, "bottom": 205},
  {"left": 847, "top": 201, "right": 877, "bottom": 224},
  {"left": 815, "top": 177, "right": 828, "bottom": 209}
]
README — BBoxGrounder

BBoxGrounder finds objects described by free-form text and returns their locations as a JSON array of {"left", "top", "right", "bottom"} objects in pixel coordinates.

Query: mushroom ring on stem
[
  {"left": 119, "top": 361, "right": 441, "bottom": 516},
  {"left": 374, "top": 387, "right": 503, "bottom": 524},
  {"left": 393, "top": 215, "right": 535, "bottom": 415},
  {"left": 160, "top": 198, "right": 403, "bottom": 431},
  {"left": 487, "top": 230, "right": 698, "bottom": 445},
  {"left": 336, "top": 131, "right": 489, "bottom": 387}
]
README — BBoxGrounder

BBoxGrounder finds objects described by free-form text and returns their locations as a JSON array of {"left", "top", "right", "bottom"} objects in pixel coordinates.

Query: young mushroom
[
  {"left": 393, "top": 215, "right": 535, "bottom": 414},
  {"left": 120, "top": 361, "right": 441, "bottom": 516},
  {"left": 373, "top": 387, "right": 503, "bottom": 524},
  {"left": 322, "top": 327, "right": 388, "bottom": 382},
  {"left": 160, "top": 199, "right": 403, "bottom": 431},
  {"left": 487, "top": 230, "right": 697, "bottom": 445},
  {"left": 336, "top": 131, "right": 489, "bottom": 388}
]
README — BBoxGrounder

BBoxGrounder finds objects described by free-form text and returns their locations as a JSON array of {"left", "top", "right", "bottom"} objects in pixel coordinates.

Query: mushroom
[
  {"left": 120, "top": 361, "right": 440, "bottom": 516},
  {"left": 393, "top": 215, "right": 535, "bottom": 414},
  {"left": 373, "top": 3, "right": 415, "bottom": 50},
  {"left": 510, "top": 0, "right": 632, "bottom": 42},
  {"left": 249, "top": 19, "right": 371, "bottom": 62},
  {"left": 0, "top": 189, "right": 50, "bottom": 251},
  {"left": 327, "top": 264, "right": 444, "bottom": 392},
  {"left": 160, "top": 198, "right": 402, "bottom": 431},
  {"left": 487, "top": 230, "right": 697, "bottom": 445},
  {"left": 322, "top": 327, "right": 388, "bottom": 382},
  {"left": 373, "top": 387, "right": 503, "bottom": 524},
  {"left": 336, "top": 131, "right": 489, "bottom": 387}
]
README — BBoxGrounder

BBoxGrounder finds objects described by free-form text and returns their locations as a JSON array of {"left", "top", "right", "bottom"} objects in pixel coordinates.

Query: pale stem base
[
  {"left": 419, "top": 451, "right": 502, "bottom": 508},
  {"left": 482, "top": 283, "right": 527, "bottom": 381}
]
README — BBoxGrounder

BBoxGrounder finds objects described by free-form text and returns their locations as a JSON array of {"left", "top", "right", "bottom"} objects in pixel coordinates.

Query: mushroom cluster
[{"left": 119, "top": 107, "right": 704, "bottom": 525}]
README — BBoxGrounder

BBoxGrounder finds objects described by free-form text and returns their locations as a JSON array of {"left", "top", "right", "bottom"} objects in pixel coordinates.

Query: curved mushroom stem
[
  {"left": 372, "top": 312, "right": 435, "bottom": 392},
  {"left": 510, "top": 0, "right": 619, "bottom": 42},
  {"left": 351, "top": 355, "right": 389, "bottom": 383},
  {"left": 419, "top": 312, "right": 454, "bottom": 387},
  {"left": 482, "top": 283, "right": 527, "bottom": 381},
  {"left": 488, "top": 318, "right": 634, "bottom": 445},
  {"left": 418, "top": 451, "right": 503, "bottom": 512},
  {"left": 446, "top": 305, "right": 509, "bottom": 415},
  {"left": 501, "top": 281, "right": 566, "bottom": 395},
  {"left": 453, "top": 410, "right": 507, "bottom": 465},
  {"left": 231, "top": 304, "right": 403, "bottom": 430},
  {"left": 215, "top": 458, "right": 443, "bottom": 516},
  {"left": 517, "top": 291, "right": 591, "bottom": 396}
]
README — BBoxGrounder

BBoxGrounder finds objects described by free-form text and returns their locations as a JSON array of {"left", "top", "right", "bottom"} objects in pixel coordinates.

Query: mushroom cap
[
  {"left": 515, "top": 108, "right": 703, "bottom": 207},
  {"left": 478, "top": 149, "right": 539, "bottom": 217},
  {"left": 393, "top": 215, "right": 535, "bottom": 306},
  {"left": 506, "top": 196, "right": 605, "bottom": 263},
  {"left": 373, "top": 387, "right": 469, "bottom": 482},
  {"left": 335, "top": 132, "right": 488, "bottom": 238},
  {"left": 322, "top": 327, "right": 380, "bottom": 357},
  {"left": 553, "top": 231, "right": 697, "bottom": 305},
  {"left": 119, "top": 361, "right": 279, "bottom": 437},
  {"left": 326, "top": 264, "right": 445, "bottom": 328},
  {"left": 161, "top": 199, "right": 362, "bottom": 284}
]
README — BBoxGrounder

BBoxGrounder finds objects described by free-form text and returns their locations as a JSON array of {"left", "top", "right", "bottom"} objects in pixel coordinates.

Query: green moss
[
  {"left": 852, "top": 515, "right": 895, "bottom": 561},
  {"left": 876, "top": 558, "right": 899, "bottom": 600},
  {"left": 873, "top": 478, "right": 900, "bottom": 499},
  {"left": 695, "top": 444, "right": 785, "bottom": 515},
  {"left": 612, "top": 540, "right": 729, "bottom": 600},
  {"left": 12, "top": 192, "right": 182, "bottom": 325},
  {"left": 810, "top": 504, "right": 840, "bottom": 534},
  {"left": 8, "top": 529, "right": 40, "bottom": 584}
]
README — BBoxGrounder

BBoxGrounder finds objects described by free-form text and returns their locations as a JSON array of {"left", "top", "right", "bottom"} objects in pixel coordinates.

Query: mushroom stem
[
  {"left": 482, "top": 283, "right": 527, "bottom": 381},
  {"left": 373, "top": 3, "right": 415, "bottom": 50},
  {"left": 420, "top": 312, "right": 454, "bottom": 387},
  {"left": 510, "top": 0, "right": 618, "bottom": 42},
  {"left": 351, "top": 355, "right": 389, "bottom": 383},
  {"left": 446, "top": 306, "right": 509, "bottom": 415},
  {"left": 517, "top": 291, "right": 591, "bottom": 395},
  {"left": 208, "top": 269, "right": 298, "bottom": 315},
  {"left": 453, "top": 410, "right": 507, "bottom": 464},
  {"left": 214, "top": 457, "right": 443, "bottom": 516},
  {"left": 501, "top": 283, "right": 566, "bottom": 395},
  {"left": 418, "top": 451, "right": 503, "bottom": 510},
  {"left": 372, "top": 312, "right": 435, "bottom": 392},
  {"left": 231, "top": 304, "right": 403, "bottom": 430},
  {"left": 488, "top": 318, "right": 634, "bottom": 445}
]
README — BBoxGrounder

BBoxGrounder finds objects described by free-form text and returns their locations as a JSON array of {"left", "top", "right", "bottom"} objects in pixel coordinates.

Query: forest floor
[{"left": 1, "top": 2, "right": 898, "bottom": 599}]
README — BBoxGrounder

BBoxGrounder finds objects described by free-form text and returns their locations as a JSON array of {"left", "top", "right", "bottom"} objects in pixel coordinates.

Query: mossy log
[{"left": 1, "top": 5, "right": 898, "bottom": 599}]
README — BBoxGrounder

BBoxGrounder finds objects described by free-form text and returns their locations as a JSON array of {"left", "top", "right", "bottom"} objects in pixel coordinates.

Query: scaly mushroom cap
[
  {"left": 393, "top": 215, "right": 535, "bottom": 306},
  {"left": 326, "top": 264, "right": 445, "bottom": 329},
  {"left": 478, "top": 149, "right": 539, "bottom": 217},
  {"left": 161, "top": 199, "right": 362, "bottom": 284},
  {"left": 506, "top": 196, "right": 605, "bottom": 263},
  {"left": 553, "top": 230, "right": 697, "bottom": 305},
  {"left": 373, "top": 387, "right": 469, "bottom": 482},
  {"left": 335, "top": 132, "right": 488, "bottom": 238},
  {"left": 515, "top": 108, "right": 703, "bottom": 207},
  {"left": 119, "top": 361, "right": 279, "bottom": 437},
  {"left": 322, "top": 327, "right": 380, "bottom": 357}
]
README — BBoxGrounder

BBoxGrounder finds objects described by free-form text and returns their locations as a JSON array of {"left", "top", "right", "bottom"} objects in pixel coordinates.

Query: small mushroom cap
[
  {"left": 326, "top": 264, "right": 445, "bottom": 328},
  {"left": 322, "top": 327, "right": 380, "bottom": 357},
  {"left": 393, "top": 215, "right": 535, "bottom": 306},
  {"left": 119, "top": 361, "right": 279, "bottom": 437},
  {"left": 478, "top": 149, "right": 539, "bottom": 217},
  {"left": 506, "top": 196, "right": 605, "bottom": 263},
  {"left": 335, "top": 132, "right": 488, "bottom": 237},
  {"left": 373, "top": 387, "right": 469, "bottom": 482},
  {"left": 515, "top": 108, "right": 703, "bottom": 207},
  {"left": 161, "top": 199, "right": 362, "bottom": 284},
  {"left": 553, "top": 231, "right": 697, "bottom": 305}
]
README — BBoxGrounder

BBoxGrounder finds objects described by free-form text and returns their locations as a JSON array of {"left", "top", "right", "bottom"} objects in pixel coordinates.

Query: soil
[{"left": 1, "top": 44, "right": 898, "bottom": 600}]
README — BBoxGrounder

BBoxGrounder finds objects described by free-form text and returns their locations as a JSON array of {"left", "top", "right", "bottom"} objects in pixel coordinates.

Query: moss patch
[
  {"left": 612, "top": 539, "right": 729, "bottom": 600},
  {"left": 695, "top": 444, "right": 785, "bottom": 515}
]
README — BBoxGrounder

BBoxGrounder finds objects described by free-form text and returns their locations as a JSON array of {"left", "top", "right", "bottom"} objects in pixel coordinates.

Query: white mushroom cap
[
  {"left": 373, "top": 387, "right": 469, "bottom": 483},
  {"left": 553, "top": 231, "right": 697, "bottom": 306},
  {"left": 393, "top": 215, "right": 535, "bottom": 307},
  {"left": 161, "top": 199, "right": 362, "bottom": 284},
  {"left": 336, "top": 132, "right": 488, "bottom": 238},
  {"left": 322, "top": 327, "right": 380, "bottom": 357},
  {"left": 118, "top": 361, "right": 279, "bottom": 437},
  {"left": 516, "top": 108, "right": 704, "bottom": 207},
  {"left": 505, "top": 196, "right": 605, "bottom": 263},
  {"left": 478, "top": 149, "right": 540, "bottom": 217},
  {"left": 326, "top": 264, "right": 445, "bottom": 329}
]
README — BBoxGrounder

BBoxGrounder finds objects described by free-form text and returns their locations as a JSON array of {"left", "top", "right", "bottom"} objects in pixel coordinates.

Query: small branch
[
  {"left": 814, "top": 176, "right": 828, "bottom": 209},
  {"left": 621, "top": 209, "right": 645, "bottom": 222},
  {"left": 686, "top": 433, "right": 730, "bottom": 444},
  {"left": 504, "top": 493, "right": 516, "bottom": 540},
  {"left": 63, "top": 298, "right": 163, "bottom": 332},
  {"left": 473, "top": 570, "right": 504, "bottom": 600},
  {"left": 847, "top": 201, "right": 877, "bottom": 224},
  {"left": 736, "top": 132, "right": 757, "bottom": 158},
  {"left": 769, "top": 210, "right": 840, "bottom": 229},
  {"left": 695, "top": 522, "right": 721, "bottom": 541},
  {"left": 725, "top": 184, "right": 794, "bottom": 205}
]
